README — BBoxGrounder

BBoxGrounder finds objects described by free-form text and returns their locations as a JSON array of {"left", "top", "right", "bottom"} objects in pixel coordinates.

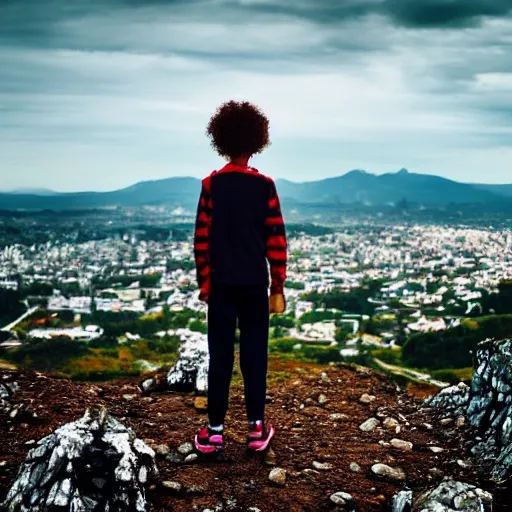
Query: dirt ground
[{"left": 0, "top": 359, "right": 509, "bottom": 511}]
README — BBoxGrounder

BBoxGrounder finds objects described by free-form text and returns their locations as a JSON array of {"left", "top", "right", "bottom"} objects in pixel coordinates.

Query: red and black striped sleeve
[
  {"left": 265, "top": 179, "right": 287, "bottom": 295},
  {"left": 194, "top": 177, "right": 213, "bottom": 301}
]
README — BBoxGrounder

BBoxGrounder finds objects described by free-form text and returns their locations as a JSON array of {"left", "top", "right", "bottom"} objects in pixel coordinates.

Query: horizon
[
  {"left": 1, "top": 1, "right": 512, "bottom": 191},
  {"left": 2, "top": 167, "right": 512, "bottom": 195}
]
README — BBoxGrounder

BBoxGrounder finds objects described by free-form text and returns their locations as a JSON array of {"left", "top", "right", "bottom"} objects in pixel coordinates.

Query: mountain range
[{"left": 1, "top": 169, "right": 512, "bottom": 212}]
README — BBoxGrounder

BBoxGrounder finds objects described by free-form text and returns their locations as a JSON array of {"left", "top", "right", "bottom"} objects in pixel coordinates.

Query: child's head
[{"left": 206, "top": 101, "right": 270, "bottom": 160}]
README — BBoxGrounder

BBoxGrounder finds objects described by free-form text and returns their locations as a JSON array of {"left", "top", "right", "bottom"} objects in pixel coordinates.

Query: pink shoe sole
[
  {"left": 194, "top": 435, "right": 223, "bottom": 454},
  {"left": 247, "top": 425, "right": 275, "bottom": 452}
]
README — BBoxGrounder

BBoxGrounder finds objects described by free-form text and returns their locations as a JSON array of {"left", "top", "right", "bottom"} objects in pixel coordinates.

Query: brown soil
[{"left": 0, "top": 360, "right": 509, "bottom": 511}]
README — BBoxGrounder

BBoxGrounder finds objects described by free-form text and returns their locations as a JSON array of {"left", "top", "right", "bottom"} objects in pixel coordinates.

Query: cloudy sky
[{"left": 1, "top": 0, "right": 512, "bottom": 191}]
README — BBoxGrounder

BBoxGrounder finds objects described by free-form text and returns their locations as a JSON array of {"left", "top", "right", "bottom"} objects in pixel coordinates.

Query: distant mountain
[
  {"left": 0, "top": 177, "right": 201, "bottom": 211},
  {"left": 4, "top": 187, "right": 57, "bottom": 195},
  {"left": 2, "top": 170, "right": 511, "bottom": 212},
  {"left": 276, "top": 169, "right": 504, "bottom": 206},
  {"left": 473, "top": 183, "right": 512, "bottom": 198}
]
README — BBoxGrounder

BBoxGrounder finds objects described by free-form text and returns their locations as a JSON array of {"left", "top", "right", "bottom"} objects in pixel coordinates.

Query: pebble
[
  {"left": 162, "top": 480, "right": 183, "bottom": 493},
  {"left": 429, "top": 447, "right": 444, "bottom": 454},
  {"left": 185, "top": 453, "right": 199, "bottom": 463},
  {"left": 330, "top": 492, "right": 353, "bottom": 506},
  {"left": 312, "top": 461, "right": 333, "bottom": 471},
  {"left": 390, "top": 439, "right": 413, "bottom": 452},
  {"left": 24, "top": 440, "right": 36, "bottom": 446},
  {"left": 359, "top": 418, "right": 380, "bottom": 432},
  {"left": 154, "top": 444, "right": 170, "bottom": 457},
  {"left": 165, "top": 453, "right": 183, "bottom": 464},
  {"left": 177, "top": 442, "right": 194, "bottom": 455},
  {"left": 123, "top": 394, "right": 136, "bottom": 401},
  {"left": 423, "top": 423, "right": 434, "bottom": 430},
  {"left": 318, "top": 394, "right": 328, "bottom": 405},
  {"left": 269, "top": 468, "right": 287, "bottom": 486},
  {"left": 440, "top": 418, "right": 453, "bottom": 426},
  {"left": 186, "top": 484, "right": 205, "bottom": 495},
  {"left": 360, "top": 394, "right": 376, "bottom": 404},
  {"left": 349, "top": 462, "right": 361, "bottom": 473},
  {"left": 383, "top": 417, "right": 399, "bottom": 430},
  {"left": 330, "top": 413, "right": 349, "bottom": 421},
  {"left": 456, "top": 416, "right": 466, "bottom": 427},
  {"left": 0, "top": 461, "right": 7, "bottom": 467},
  {"left": 457, "top": 459, "right": 472, "bottom": 468},
  {"left": 194, "top": 397, "right": 208, "bottom": 413},
  {"left": 371, "top": 463, "right": 406, "bottom": 482}
]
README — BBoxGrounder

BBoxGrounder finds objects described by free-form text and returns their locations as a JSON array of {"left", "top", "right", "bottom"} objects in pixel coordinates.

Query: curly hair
[{"left": 206, "top": 100, "right": 270, "bottom": 158}]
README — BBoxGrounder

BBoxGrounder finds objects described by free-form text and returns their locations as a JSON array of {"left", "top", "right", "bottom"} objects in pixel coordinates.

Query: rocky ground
[{"left": 0, "top": 358, "right": 509, "bottom": 511}]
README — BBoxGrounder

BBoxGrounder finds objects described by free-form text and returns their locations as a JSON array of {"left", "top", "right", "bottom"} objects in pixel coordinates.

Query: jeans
[{"left": 207, "top": 284, "right": 269, "bottom": 426}]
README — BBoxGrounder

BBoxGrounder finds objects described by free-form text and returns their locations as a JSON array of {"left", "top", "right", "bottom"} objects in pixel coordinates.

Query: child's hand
[{"left": 269, "top": 293, "right": 286, "bottom": 314}]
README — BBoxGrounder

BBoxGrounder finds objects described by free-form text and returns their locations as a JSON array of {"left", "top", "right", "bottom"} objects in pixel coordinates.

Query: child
[{"left": 193, "top": 100, "right": 287, "bottom": 455}]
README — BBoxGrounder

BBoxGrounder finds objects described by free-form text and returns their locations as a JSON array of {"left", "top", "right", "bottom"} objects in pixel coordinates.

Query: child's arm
[
  {"left": 194, "top": 179, "right": 213, "bottom": 302},
  {"left": 264, "top": 180, "right": 287, "bottom": 298}
]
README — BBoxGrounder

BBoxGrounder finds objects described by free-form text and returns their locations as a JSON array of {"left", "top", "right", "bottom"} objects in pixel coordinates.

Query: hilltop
[
  {"left": 0, "top": 357, "right": 507, "bottom": 511},
  {"left": 1, "top": 169, "right": 512, "bottom": 213}
]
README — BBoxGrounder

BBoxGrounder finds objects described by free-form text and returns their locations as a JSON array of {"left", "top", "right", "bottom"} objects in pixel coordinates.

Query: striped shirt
[{"left": 194, "top": 163, "right": 287, "bottom": 301}]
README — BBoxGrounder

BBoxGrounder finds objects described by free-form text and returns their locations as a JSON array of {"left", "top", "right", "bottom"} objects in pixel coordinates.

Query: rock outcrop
[
  {"left": 2, "top": 407, "right": 157, "bottom": 511},
  {"left": 392, "top": 479, "right": 493, "bottom": 512},
  {"left": 426, "top": 338, "right": 512, "bottom": 484},
  {"left": 0, "top": 373, "right": 19, "bottom": 416},
  {"left": 141, "top": 329, "right": 208, "bottom": 394},
  {"left": 423, "top": 382, "right": 470, "bottom": 417},
  {"left": 467, "top": 338, "right": 512, "bottom": 483}
]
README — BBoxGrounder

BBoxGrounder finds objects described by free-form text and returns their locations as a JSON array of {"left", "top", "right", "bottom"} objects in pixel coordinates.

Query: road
[
  {"left": 373, "top": 358, "right": 450, "bottom": 388},
  {"left": 1, "top": 306, "right": 39, "bottom": 332}
]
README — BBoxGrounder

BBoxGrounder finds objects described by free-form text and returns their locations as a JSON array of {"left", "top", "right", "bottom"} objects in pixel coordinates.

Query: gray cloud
[{"left": 1, "top": 0, "right": 512, "bottom": 190}]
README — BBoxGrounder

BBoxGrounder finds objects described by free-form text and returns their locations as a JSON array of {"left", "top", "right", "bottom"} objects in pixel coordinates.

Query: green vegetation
[
  {"left": 403, "top": 314, "right": 512, "bottom": 369},
  {"left": 269, "top": 338, "right": 342, "bottom": 365},
  {"left": 302, "top": 280, "right": 385, "bottom": 316},
  {"left": 3, "top": 335, "right": 180, "bottom": 381}
]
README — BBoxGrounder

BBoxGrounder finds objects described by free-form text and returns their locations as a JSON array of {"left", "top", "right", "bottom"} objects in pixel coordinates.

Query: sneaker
[
  {"left": 247, "top": 422, "right": 275, "bottom": 452},
  {"left": 194, "top": 426, "right": 224, "bottom": 455}
]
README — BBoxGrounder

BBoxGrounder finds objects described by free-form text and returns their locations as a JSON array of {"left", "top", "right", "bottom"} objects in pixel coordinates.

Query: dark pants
[{"left": 207, "top": 284, "right": 269, "bottom": 426}]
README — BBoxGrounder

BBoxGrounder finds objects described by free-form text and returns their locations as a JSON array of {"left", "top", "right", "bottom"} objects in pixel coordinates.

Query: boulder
[
  {"left": 167, "top": 330, "right": 209, "bottom": 393},
  {"left": 392, "top": 487, "right": 412, "bottom": 512},
  {"left": 2, "top": 407, "right": 157, "bottom": 512},
  {"left": 426, "top": 338, "right": 512, "bottom": 482},
  {"left": 0, "top": 374, "right": 19, "bottom": 415},
  {"left": 467, "top": 338, "right": 512, "bottom": 482},
  {"left": 413, "top": 479, "right": 492, "bottom": 511},
  {"left": 424, "top": 382, "right": 470, "bottom": 418}
]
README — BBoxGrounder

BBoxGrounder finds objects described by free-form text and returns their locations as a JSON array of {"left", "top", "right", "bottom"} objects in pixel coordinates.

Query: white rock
[
  {"left": 177, "top": 442, "right": 194, "bottom": 455},
  {"left": 312, "top": 461, "right": 333, "bottom": 471},
  {"left": 330, "top": 413, "right": 349, "bottom": 421},
  {"left": 330, "top": 492, "right": 353, "bottom": 506},
  {"left": 429, "top": 447, "right": 444, "bottom": 454},
  {"left": 269, "top": 468, "right": 287, "bottom": 486},
  {"left": 360, "top": 394, "right": 376, "bottom": 404},
  {"left": 390, "top": 439, "right": 413, "bottom": 452},
  {"left": 162, "top": 481, "right": 183, "bottom": 493},
  {"left": 185, "top": 453, "right": 198, "bottom": 463},
  {"left": 349, "top": 462, "right": 361, "bottom": 473},
  {"left": 359, "top": 418, "right": 380, "bottom": 432},
  {"left": 371, "top": 463, "right": 406, "bottom": 482}
]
